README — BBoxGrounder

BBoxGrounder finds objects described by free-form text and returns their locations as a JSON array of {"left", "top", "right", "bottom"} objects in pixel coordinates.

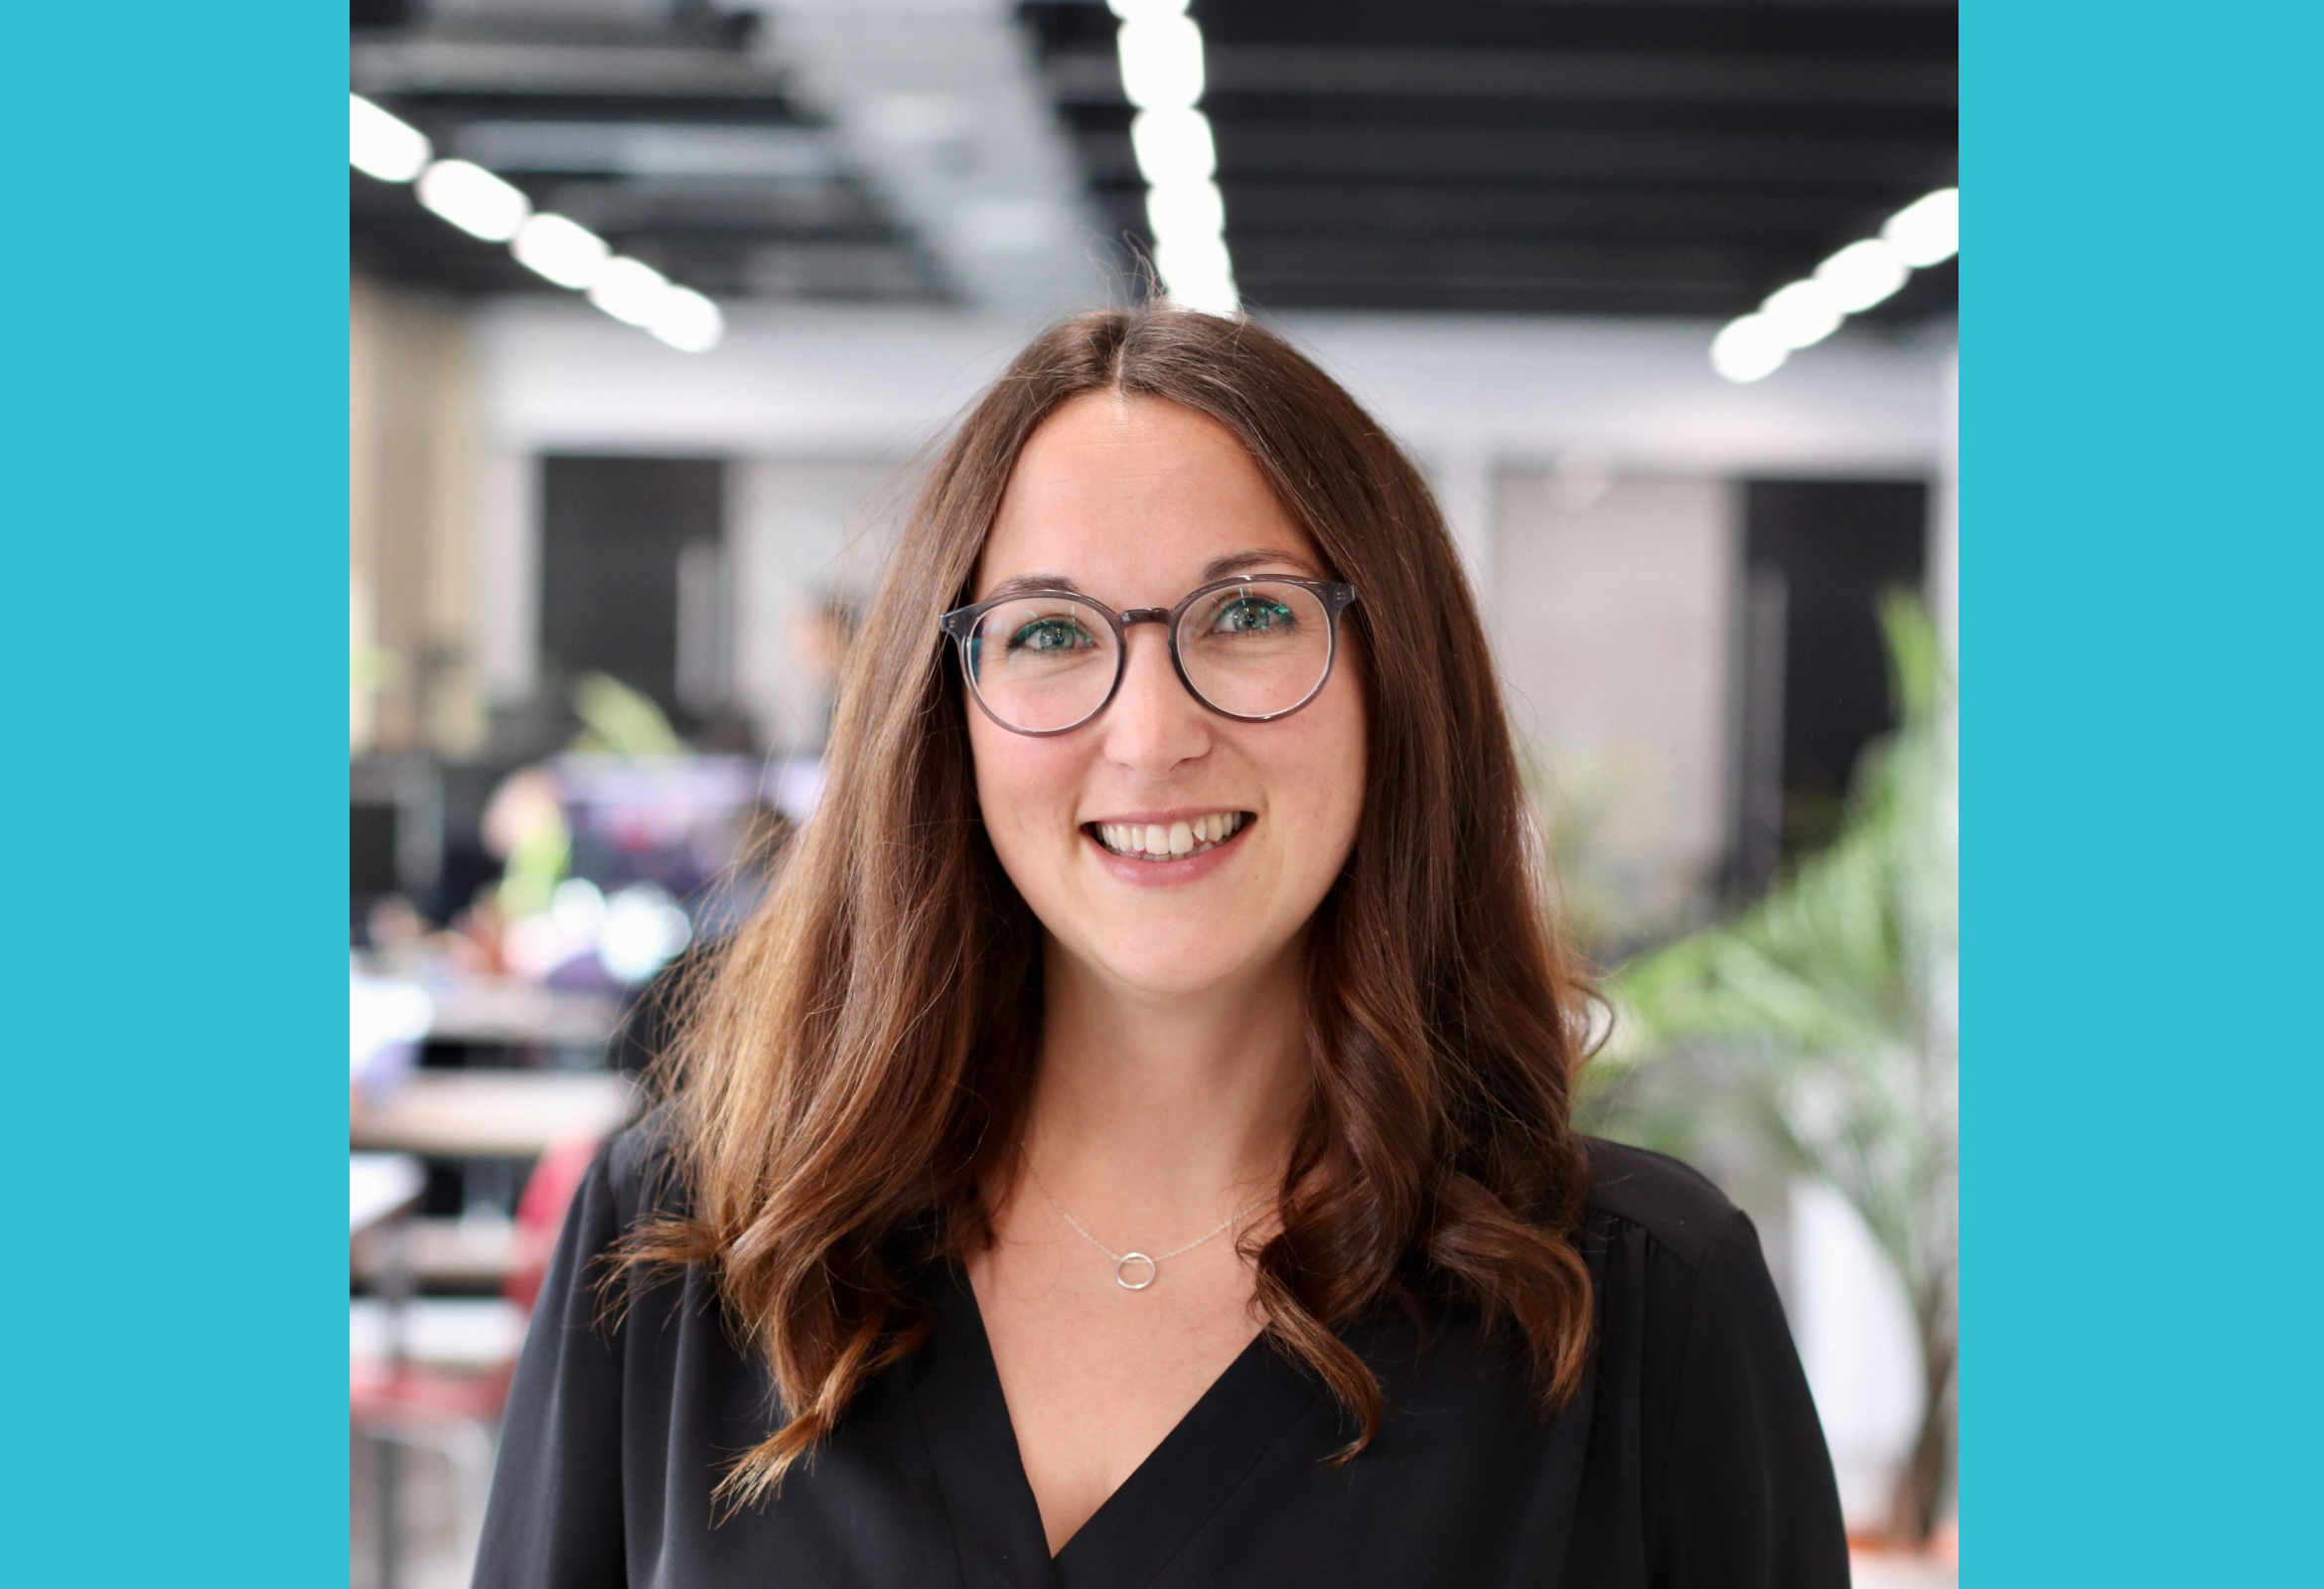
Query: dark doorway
[
  {"left": 1731, "top": 479, "right": 1929, "bottom": 895},
  {"left": 539, "top": 455, "right": 726, "bottom": 732}
]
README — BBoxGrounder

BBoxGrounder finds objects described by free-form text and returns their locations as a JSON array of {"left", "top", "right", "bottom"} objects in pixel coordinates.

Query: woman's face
[{"left": 966, "top": 392, "right": 1367, "bottom": 999}]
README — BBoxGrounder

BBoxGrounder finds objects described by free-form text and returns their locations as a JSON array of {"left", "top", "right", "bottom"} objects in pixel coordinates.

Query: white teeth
[{"left": 1092, "top": 812, "right": 1247, "bottom": 858}]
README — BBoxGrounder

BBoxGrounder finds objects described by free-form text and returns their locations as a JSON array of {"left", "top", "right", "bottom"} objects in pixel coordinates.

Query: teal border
[
  {"left": 10, "top": 2, "right": 2320, "bottom": 1583},
  {"left": 1, "top": 6, "right": 346, "bottom": 1584},
  {"left": 1964, "top": 1, "right": 2321, "bottom": 1580}
]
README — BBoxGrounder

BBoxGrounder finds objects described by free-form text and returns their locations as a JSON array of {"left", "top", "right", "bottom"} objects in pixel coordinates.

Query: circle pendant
[{"left": 1114, "top": 1252, "right": 1158, "bottom": 1291}]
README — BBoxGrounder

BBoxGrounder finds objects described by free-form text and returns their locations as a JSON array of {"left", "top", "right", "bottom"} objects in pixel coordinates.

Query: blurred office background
[{"left": 346, "top": 2, "right": 1957, "bottom": 1584}]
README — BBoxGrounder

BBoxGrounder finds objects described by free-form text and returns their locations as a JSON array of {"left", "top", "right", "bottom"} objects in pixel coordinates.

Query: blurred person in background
[
  {"left": 790, "top": 589, "right": 860, "bottom": 757},
  {"left": 474, "top": 308, "right": 1847, "bottom": 1586}
]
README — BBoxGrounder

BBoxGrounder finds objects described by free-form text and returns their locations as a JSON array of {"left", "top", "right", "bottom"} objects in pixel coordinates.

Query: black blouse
[{"left": 474, "top": 1118, "right": 1848, "bottom": 1589}]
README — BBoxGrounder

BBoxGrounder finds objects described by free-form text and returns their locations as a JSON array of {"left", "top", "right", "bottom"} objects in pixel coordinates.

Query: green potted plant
[{"left": 1588, "top": 595, "right": 1957, "bottom": 1546}]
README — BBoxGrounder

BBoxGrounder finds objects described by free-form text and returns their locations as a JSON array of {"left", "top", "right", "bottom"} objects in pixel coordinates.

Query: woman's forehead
[{"left": 977, "top": 392, "right": 1319, "bottom": 601}]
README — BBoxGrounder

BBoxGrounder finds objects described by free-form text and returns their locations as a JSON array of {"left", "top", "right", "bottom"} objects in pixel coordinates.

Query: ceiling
[
  {"left": 352, "top": 0, "right": 1956, "bottom": 323},
  {"left": 1024, "top": 0, "right": 1956, "bottom": 320},
  {"left": 351, "top": 3, "right": 951, "bottom": 303}
]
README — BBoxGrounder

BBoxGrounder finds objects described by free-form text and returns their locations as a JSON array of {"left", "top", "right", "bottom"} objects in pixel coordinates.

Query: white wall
[
  {"left": 1496, "top": 475, "right": 1735, "bottom": 939},
  {"left": 469, "top": 297, "right": 1955, "bottom": 472},
  {"left": 728, "top": 457, "right": 900, "bottom": 756}
]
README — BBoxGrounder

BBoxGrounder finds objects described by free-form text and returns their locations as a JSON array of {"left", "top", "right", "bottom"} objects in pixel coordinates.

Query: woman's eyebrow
[
  {"left": 1201, "top": 548, "right": 1323, "bottom": 580},
  {"left": 979, "top": 571, "right": 1086, "bottom": 601},
  {"left": 977, "top": 551, "right": 1319, "bottom": 604}
]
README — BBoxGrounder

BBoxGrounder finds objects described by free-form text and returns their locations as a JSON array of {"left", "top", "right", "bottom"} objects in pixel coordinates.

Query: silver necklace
[{"left": 1023, "top": 1156, "right": 1272, "bottom": 1291}]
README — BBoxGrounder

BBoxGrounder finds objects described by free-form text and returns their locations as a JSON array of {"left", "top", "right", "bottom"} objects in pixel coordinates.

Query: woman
[{"left": 475, "top": 307, "right": 1849, "bottom": 1587}]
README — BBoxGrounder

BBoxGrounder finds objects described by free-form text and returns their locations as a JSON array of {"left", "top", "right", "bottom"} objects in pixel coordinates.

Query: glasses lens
[
  {"left": 1176, "top": 581, "right": 1335, "bottom": 719},
  {"left": 963, "top": 596, "right": 1118, "bottom": 732}
]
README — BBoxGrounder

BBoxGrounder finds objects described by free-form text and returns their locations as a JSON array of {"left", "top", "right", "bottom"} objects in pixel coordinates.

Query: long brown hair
[{"left": 625, "top": 306, "right": 1597, "bottom": 1507}]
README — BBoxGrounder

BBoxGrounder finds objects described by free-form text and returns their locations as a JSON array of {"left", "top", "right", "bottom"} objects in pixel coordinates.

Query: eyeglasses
[{"left": 940, "top": 575, "right": 1360, "bottom": 736}]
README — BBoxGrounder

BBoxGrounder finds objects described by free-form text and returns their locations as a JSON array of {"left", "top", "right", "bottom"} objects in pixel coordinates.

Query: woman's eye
[
  {"left": 1009, "top": 617, "right": 1093, "bottom": 651},
  {"left": 1211, "top": 596, "right": 1295, "bottom": 634}
]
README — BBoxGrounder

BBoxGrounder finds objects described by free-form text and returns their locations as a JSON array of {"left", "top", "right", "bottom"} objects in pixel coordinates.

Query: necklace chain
[{"left": 1023, "top": 1154, "right": 1272, "bottom": 1289}]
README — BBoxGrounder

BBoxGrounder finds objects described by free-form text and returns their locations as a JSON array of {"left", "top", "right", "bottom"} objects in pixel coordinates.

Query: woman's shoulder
[
  {"left": 1578, "top": 1134, "right": 1747, "bottom": 1274},
  {"left": 595, "top": 1095, "right": 690, "bottom": 1227}
]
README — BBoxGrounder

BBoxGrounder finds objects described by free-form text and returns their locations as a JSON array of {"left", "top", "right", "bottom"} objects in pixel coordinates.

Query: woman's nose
[{"left": 1099, "top": 626, "right": 1210, "bottom": 774}]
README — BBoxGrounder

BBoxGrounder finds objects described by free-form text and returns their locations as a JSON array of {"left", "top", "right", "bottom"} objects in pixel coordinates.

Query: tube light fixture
[
  {"left": 1883, "top": 188, "right": 1959, "bottom": 268},
  {"left": 648, "top": 287, "right": 724, "bottom": 354},
  {"left": 1129, "top": 107, "right": 1216, "bottom": 187},
  {"left": 1113, "top": 1, "right": 1237, "bottom": 315},
  {"left": 375, "top": 126, "right": 724, "bottom": 353},
  {"left": 1759, "top": 280, "right": 1845, "bottom": 351},
  {"left": 1710, "top": 316, "right": 1791, "bottom": 384},
  {"left": 587, "top": 256, "right": 672, "bottom": 327},
  {"left": 1116, "top": 14, "right": 1206, "bottom": 110},
  {"left": 511, "top": 213, "right": 612, "bottom": 290},
  {"left": 1709, "top": 185, "right": 1958, "bottom": 382},
  {"left": 350, "top": 94, "right": 431, "bottom": 184},
  {"left": 415, "top": 159, "right": 530, "bottom": 242},
  {"left": 1814, "top": 237, "right": 1910, "bottom": 313},
  {"left": 1145, "top": 180, "right": 1225, "bottom": 243}
]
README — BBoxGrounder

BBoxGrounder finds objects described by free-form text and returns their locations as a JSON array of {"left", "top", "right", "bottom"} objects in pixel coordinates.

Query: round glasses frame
[{"left": 939, "top": 575, "right": 1360, "bottom": 737}]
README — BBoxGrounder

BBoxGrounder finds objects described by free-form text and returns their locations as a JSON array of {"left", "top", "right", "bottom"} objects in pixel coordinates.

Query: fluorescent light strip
[
  {"left": 351, "top": 93, "right": 430, "bottom": 183},
  {"left": 1112, "top": 0, "right": 1238, "bottom": 315},
  {"left": 349, "top": 92, "right": 722, "bottom": 353},
  {"left": 1710, "top": 186, "right": 1957, "bottom": 383}
]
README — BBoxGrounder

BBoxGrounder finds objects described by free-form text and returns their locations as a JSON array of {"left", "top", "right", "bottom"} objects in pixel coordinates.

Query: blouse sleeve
[
  {"left": 472, "top": 1146, "right": 630, "bottom": 1589},
  {"left": 1647, "top": 1212, "right": 1851, "bottom": 1589}
]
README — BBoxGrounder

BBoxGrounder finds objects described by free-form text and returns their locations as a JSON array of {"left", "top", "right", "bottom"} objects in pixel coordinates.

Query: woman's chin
[{"left": 1078, "top": 938, "right": 1281, "bottom": 1000}]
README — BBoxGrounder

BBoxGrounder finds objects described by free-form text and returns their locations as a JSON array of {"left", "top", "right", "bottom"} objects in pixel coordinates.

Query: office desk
[
  {"left": 351, "top": 1152, "right": 426, "bottom": 1236},
  {"left": 351, "top": 1072, "right": 639, "bottom": 1159},
  {"left": 423, "top": 977, "right": 621, "bottom": 1051}
]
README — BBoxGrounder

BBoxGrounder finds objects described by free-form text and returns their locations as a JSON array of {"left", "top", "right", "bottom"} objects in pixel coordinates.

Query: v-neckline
[{"left": 910, "top": 1261, "right": 1324, "bottom": 1589}]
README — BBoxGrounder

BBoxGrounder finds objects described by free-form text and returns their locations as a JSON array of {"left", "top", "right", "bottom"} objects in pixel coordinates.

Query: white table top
[
  {"left": 351, "top": 1070, "right": 639, "bottom": 1158},
  {"left": 350, "top": 1152, "right": 426, "bottom": 1236},
  {"left": 423, "top": 977, "right": 622, "bottom": 1050}
]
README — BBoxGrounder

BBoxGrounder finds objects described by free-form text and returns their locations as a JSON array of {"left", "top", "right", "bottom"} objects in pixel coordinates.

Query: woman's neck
[{"left": 1016, "top": 935, "right": 1310, "bottom": 1233}]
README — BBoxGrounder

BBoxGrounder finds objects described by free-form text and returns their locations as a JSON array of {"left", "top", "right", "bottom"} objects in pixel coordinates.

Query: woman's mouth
[{"left": 1086, "top": 811, "right": 1250, "bottom": 861}]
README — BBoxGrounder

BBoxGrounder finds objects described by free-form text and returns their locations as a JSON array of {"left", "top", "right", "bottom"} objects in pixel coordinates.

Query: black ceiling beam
[
  {"left": 1185, "top": 0, "right": 1957, "bottom": 60},
  {"left": 1108, "top": 124, "right": 1953, "bottom": 188},
  {"left": 1047, "top": 45, "right": 1952, "bottom": 110},
  {"left": 1206, "top": 181, "right": 1931, "bottom": 244},
  {"left": 351, "top": 35, "right": 793, "bottom": 102},
  {"left": 1235, "top": 233, "right": 1793, "bottom": 285}
]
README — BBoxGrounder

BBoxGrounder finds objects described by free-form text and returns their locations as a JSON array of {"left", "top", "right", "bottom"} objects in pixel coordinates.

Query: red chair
[{"left": 352, "top": 1133, "right": 603, "bottom": 1582}]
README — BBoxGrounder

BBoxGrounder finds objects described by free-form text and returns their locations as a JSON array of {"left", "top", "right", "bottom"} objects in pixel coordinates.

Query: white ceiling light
[
  {"left": 378, "top": 125, "right": 724, "bottom": 354},
  {"left": 1130, "top": 107, "right": 1216, "bottom": 186},
  {"left": 1710, "top": 316, "right": 1791, "bottom": 383},
  {"left": 1164, "top": 270, "right": 1241, "bottom": 318},
  {"left": 1145, "top": 180, "right": 1225, "bottom": 242},
  {"left": 1814, "top": 237, "right": 1911, "bottom": 313},
  {"left": 1155, "top": 231, "right": 1237, "bottom": 315},
  {"left": 1116, "top": 14, "right": 1206, "bottom": 110},
  {"left": 1759, "top": 279, "right": 1845, "bottom": 351},
  {"left": 1883, "top": 187, "right": 1959, "bottom": 268},
  {"left": 648, "top": 287, "right": 724, "bottom": 354},
  {"left": 588, "top": 256, "right": 672, "bottom": 327},
  {"left": 415, "top": 159, "right": 529, "bottom": 242},
  {"left": 1113, "top": 2, "right": 1235, "bottom": 314},
  {"left": 1155, "top": 230, "right": 1232, "bottom": 283},
  {"left": 350, "top": 94, "right": 431, "bottom": 184},
  {"left": 1710, "top": 185, "right": 1959, "bottom": 380},
  {"left": 510, "top": 214, "right": 611, "bottom": 290}
]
